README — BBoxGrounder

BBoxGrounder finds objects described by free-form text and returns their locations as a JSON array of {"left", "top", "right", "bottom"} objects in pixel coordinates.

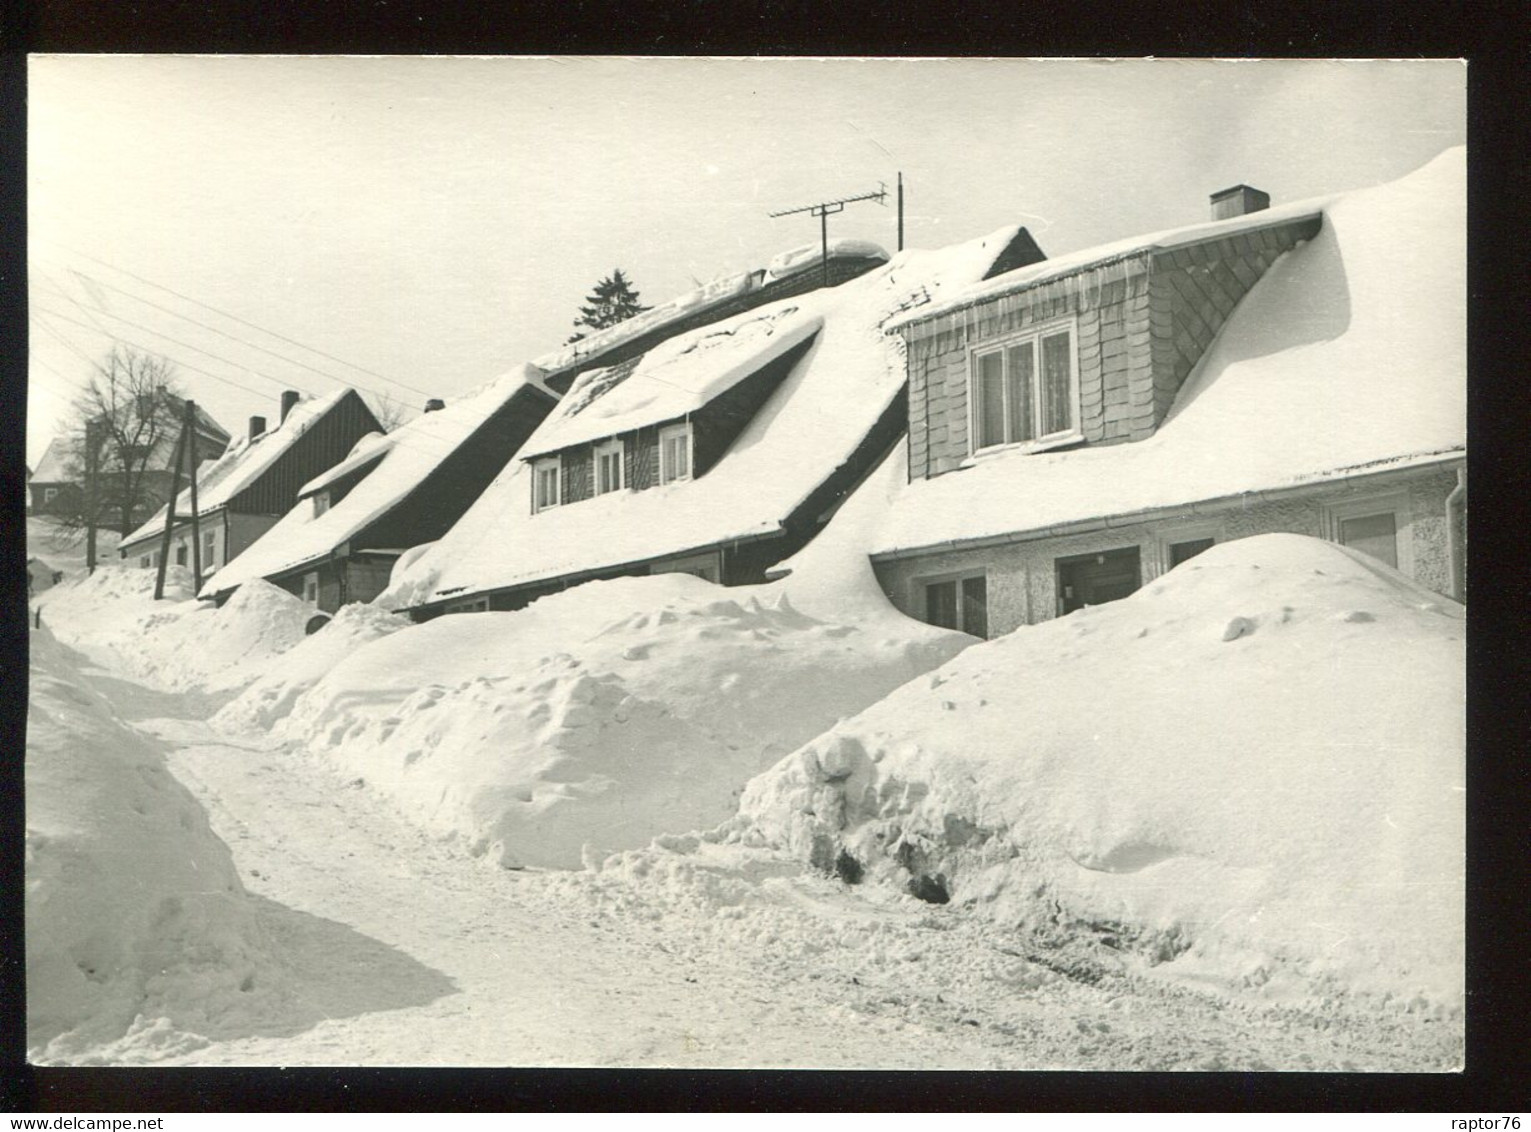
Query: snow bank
[
  {"left": 43, "top": 566, "right": 311, "bottom": 693},
  {"left": 214, "top": 601, "right": 411, "bottom": 732},
  {"left": 734, "top": 534, "right": 1465, "bottom": 1013},
  {"left": 25, "top": 631, "right": 280, "bottom": 1059},
  {"left": 281, "top": 561, "right": 972, "bottom": 869}
]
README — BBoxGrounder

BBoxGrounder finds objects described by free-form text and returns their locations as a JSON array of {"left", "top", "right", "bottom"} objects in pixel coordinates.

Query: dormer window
[
  {"left": 970, "top": 320, "right": 1080, "bottom": 454},
  {"left": 313, "top": 490, "right": 330, "bottom": 517},
  {"left": 533, "top": 457, "right": 561, "bottom": 512},
  {"left": 594, "top": 439, "right": 625, "bottom": 495},
  {"left": 659, "top": 422, "right": 692, "bottom": 484}
]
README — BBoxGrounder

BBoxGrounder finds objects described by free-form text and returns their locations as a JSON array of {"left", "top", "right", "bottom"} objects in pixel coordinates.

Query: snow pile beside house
[
  {"left": 43, "top": 566, "right": 311, "bottom": 693},
  {"left": 25, "top": 631, "right": 281, "bottom": 1060},
  {"left": 278, "top": 568, "right": 973, "bottom": 870},
  {"left": 734, "top": 534, "right": 1465, "bottom": 1012},
  {"left": 214, "top": 601, "right": 411, "bottom": 732}
]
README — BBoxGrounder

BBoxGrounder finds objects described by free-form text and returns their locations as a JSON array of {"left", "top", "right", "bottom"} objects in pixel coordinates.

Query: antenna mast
[{"left": 769, "top": 184, "right": 887, "bottom": 287}]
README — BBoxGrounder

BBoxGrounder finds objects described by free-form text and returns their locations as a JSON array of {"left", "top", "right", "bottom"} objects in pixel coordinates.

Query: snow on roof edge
[{"left": 887, "top": 200, "right": 1330, "bottom": 335}]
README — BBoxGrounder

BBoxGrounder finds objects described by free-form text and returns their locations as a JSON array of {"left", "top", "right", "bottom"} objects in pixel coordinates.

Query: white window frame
[
  {"left": 1323, "top": 491, "right": 1413, "bottom": 576},
  {"left": 915, "top": 569, "right": 989, "bottom": 637},
  {"left": 659, "top": 422, "right": 693, "bottom": 485},
  {"left": 302, "top": 572, "right": 320, "bottom": 605},
  {"left": 202, "top": 529, "right": 218, "bottom": 571},
  {"left": 44, "top": 487, "right": 57, "bottom": 503},
  {"left": 967, "top": 317, "right": 1082, "bottom": 456},
  {"left": 593, "top": 439, "right": 625, "bottom": 496},
  {"left": 532, "top": 457, "right": 562, "bottom": 513},
  {"left": 446, "top": 596, "right": 490, "bottom": 614}
]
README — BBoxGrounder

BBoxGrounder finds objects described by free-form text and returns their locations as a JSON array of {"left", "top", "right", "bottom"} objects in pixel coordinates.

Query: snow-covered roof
[
  {"left": 853, "top": 147, "right": 1466, "bottom": 560},
  {"left": 382, "top": 226, "right": 1027, "bottom": 609},
  {"left": 203, "top": 366, "right": 554, "bottom": 595},
  {"left": 32, "top": 438, "right": 70, "bottom": 482},
  {"left": 886, "top": 195, "right": 1328, "bottom": 336},
  {"left": 528, "top": 239, "right": 889, "bottom": 379},
  {"left": 763, "top": 237, "right": 890, "bottom": 283},
  {"left": 520, "top": 308, "right": 825, "bottom": 460},
  {"left": 121, "top": 388, "right": 356, "bottom": 548},
  {"left": 298, "top": 431, "right": 393, "bottom": 498}
]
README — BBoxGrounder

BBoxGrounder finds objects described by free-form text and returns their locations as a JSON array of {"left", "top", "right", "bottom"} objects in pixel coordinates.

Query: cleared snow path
[{"left": 82, "top": 671, "right": 1454, "bottom": 1069}]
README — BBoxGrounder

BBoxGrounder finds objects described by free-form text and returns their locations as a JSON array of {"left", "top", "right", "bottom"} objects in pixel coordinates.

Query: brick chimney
[
  {"left": 248, "top": 415, "right": 267, "bottom": 441},
  {"left": 423, "top": 398, "right": 445, "bottom": 413},
  {"left": 1210, "top": 185, "right": 1271, "bottom": 221},
  {"left": 280, "top": 390, "right": 300, "bottom": 423}
]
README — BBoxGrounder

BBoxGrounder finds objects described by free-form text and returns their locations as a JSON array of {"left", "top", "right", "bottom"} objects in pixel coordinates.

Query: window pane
[
  {"left": 925, "top": 580, "right": 958, "bottom": 630},
  {"left": 1040, "top": 331, "right": 1073, "bottom": 435},
  {"left": 1006, "top": 344, "right": 1035, "bottom": 443},
  {"left": 597, "top": 450, "right": 619, "bottom": 494},
  {"left": 1339, "top": 512, "right": 1398, "bottom": 568},
  {"left": 976, "top": 351, "right": 1005, "bottom": 449},
  {"left": 961, "top": 575, "right": 988, "bottom": 638},
  {"left": 1169, "top": 537, "right": 1215, "bottom": 567}
]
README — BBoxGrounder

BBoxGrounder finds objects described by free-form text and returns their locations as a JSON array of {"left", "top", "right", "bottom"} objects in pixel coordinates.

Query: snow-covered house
[
  {"left": 843, "top": 148, "right": 1465, "bottom": 638},
  {"left": 117, "top": 388, "right": 382, "bottom": 578},
  {"left": 385, "top": 227, "right": 1047, "bottom": 616},
  {"left": 530, "top": 237, "right": 930, "bottom": 396},
  {"left": 27, "top": 396, "right": 230, "bottom": 522},
  {"left": 200, "top": 370, "right": 557, "bottom": 612}
]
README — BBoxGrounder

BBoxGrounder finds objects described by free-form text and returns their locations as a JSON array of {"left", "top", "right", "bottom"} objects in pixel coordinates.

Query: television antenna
[{"left": 769, "top": 184, "right": 887, "bottom": 287}]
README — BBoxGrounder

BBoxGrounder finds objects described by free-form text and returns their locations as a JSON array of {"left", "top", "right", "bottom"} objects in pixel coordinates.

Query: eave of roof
[{"left": 886, "top": 206, "right": 1326, "bottom": 337}]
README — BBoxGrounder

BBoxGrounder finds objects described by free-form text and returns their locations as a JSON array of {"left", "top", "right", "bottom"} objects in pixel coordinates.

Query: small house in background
[
  {"left": 831, "top": 148, "right": 1465, "bottom": 638},
  {"left": 117, "top": 388, "right": 382, "bottom": 577},
  {"left": 384, "top": 225, "right": 1047, "bottom": 617},
  {"left": 28, "top": 395, "right": 231, "bottom": 523},
  {"left": 200, "top": 369, "right": 558, "bottom": 612}
]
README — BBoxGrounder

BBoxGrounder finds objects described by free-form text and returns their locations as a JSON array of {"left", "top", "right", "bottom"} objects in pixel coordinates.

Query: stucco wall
[{"left": 872, "top": 467, "right": 1460, "bottom": 637}]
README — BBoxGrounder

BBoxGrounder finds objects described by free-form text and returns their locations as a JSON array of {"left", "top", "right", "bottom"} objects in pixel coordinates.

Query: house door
[{"left": 1056, "top": 547, "right": 1141, "bottom": 616}]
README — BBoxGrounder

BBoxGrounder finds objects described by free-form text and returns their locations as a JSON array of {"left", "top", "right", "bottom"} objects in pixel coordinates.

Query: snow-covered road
[{"left": 79, "top": 668, "right": 1455, "bottom": 1070}]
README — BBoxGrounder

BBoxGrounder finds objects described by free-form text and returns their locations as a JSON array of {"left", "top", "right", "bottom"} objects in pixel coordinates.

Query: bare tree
[
  {"left": 54, "top": 348, "right": 188, "bottom": 551},
  {"left": 364, "top": 390, "right": 413, "bottom": 432}
]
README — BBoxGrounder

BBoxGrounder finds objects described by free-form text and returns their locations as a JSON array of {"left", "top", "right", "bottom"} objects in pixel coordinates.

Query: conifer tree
[{"left": 567, "top": 269, "right": 651, "bottom": 343}]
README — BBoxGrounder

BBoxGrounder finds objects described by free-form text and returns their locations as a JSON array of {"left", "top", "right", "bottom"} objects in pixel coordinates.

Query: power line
[
  {"left": 31, "top": 261, "right": 383, "bottom": 395},
  {"left": 31, "top": 301, "right": 329, "bottom": 401},
  {"left": 30, "top": 235, "right": 435, "bottom": 400},
  {"left": 31, "top": 306, "right": 317, "bottom": 407}
]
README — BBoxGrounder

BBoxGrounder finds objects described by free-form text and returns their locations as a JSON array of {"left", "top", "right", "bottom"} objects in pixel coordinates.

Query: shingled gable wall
[{"left": 902, "top": 216, "right": 1321, "bottom": 481}]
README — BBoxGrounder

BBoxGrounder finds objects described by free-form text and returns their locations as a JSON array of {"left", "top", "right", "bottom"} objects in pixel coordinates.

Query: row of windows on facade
[
  {"left": 919, "top": 510, "right": 1404, "bottom": 638},
  {"left": 532, "top": 422, "right": 692, "bottom": 514},
  {"left": 138, "top": 529, "right": 216, "bottom": 570}
]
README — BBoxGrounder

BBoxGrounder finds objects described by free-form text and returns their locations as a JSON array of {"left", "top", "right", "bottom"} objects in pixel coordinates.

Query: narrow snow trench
[{"left": 94, "top": 671, "right": 1448, "bottom": 1070}]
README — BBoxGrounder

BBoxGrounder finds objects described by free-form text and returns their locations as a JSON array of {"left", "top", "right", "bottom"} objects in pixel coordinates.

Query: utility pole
[
  {"left": 185, "top": 401, "right": 202, "bottom": 593},
  {"left": 83, "top": 418, "right": 100, "bottom": 574},
  {"left": 153, "top": 413, "right": 189, "bottom": 601},
  {"left": 769, "top": 184, "right": 887, "bottom": 288},
  {"left": 897, "top": 171, "right": 904, "bottom": 252}
]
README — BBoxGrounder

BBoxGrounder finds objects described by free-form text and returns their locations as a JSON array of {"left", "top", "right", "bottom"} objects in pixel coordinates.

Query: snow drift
[
  {"left": 734, "top": 534, "right": 1465, "bottom": 1012},
  {"left": 25, "top": 631, "right": 279, "bottom": 1058},
  {"left": 214, "top": 601, "right": 410, "bottom": 733},
  {"left": 42, "top": 566, "right": 312, "bottom": 694},
  {"left": 276, "top": 571, "right": 972, "bottom": 870}
]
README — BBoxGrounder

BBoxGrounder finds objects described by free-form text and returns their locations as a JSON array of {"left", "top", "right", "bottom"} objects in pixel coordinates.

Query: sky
[{"left": 26, "top": 56, "right": 1465, "bottom": 468}]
